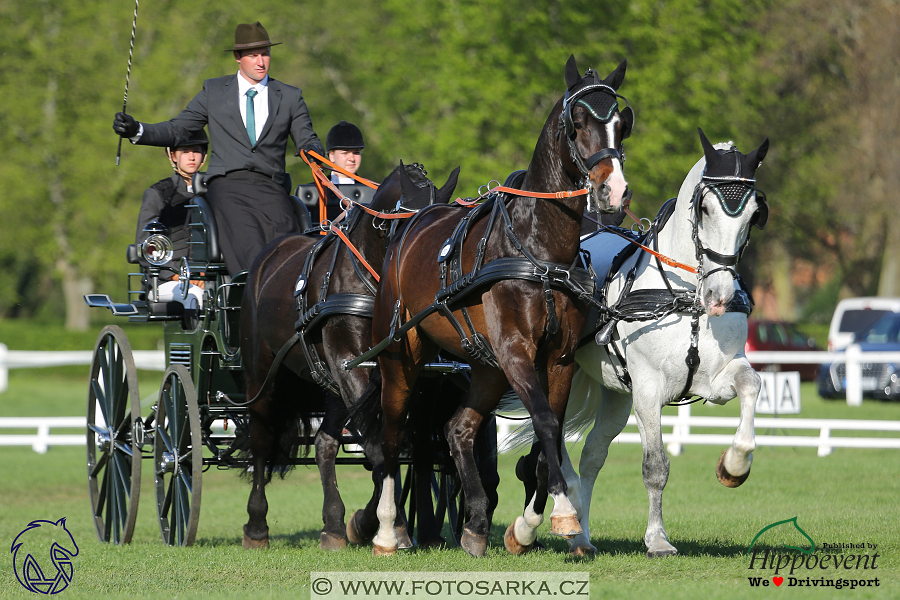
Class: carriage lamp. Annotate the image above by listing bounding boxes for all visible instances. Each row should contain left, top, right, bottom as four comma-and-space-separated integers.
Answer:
140, 220, 174, 266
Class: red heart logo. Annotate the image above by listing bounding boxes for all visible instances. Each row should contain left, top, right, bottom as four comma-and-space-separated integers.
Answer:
773, 577, 783, 586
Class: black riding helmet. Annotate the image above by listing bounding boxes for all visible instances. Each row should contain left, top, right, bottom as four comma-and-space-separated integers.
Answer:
326, 121, 365, 151
166, 128, 209, 171
167, 129, 209, 153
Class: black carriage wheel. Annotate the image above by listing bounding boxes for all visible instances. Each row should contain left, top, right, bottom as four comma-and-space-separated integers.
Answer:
154, 364, 203, 546
87, 325, 142, 545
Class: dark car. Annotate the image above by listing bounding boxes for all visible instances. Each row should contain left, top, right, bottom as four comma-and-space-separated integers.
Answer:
745, 320, 820, 381
818, 312, 900, 400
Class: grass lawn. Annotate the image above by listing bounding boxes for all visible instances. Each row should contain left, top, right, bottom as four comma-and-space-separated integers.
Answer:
0, 366, 898, 598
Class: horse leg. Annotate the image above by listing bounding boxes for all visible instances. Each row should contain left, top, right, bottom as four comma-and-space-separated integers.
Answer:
315, 397, 348, 550
408, 390, 445, 549
243, 409, 272, 549
632, 389, 677, 558
475, 413, 500, 534
505, 442, 549, 555
714, 361, 759, 487
567, 387, 633, 556
444, 367, 508, 557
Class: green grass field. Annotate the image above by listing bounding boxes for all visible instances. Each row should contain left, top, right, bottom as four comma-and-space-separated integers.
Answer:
1, 366, 898, 598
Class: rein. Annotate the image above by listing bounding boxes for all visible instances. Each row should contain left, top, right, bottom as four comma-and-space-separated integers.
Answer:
582, 211, 698, 274
301, 151, 421, 222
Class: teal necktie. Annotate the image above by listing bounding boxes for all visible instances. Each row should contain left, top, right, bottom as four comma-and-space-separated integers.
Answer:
246, 89, 258, 145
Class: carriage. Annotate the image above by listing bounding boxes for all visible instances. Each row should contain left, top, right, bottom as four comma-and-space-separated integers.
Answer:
86, 54, 766, 558
83, 175, 472, 548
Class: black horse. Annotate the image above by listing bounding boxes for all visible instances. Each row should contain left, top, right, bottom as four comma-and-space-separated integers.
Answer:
239, 163, 459, 550
359, 56, 633, 556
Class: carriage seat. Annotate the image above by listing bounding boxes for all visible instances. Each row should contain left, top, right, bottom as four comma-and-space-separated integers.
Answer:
294, 183, 376, 229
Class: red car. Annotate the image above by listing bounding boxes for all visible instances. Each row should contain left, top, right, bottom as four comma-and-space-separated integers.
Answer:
745, 320, 821, 381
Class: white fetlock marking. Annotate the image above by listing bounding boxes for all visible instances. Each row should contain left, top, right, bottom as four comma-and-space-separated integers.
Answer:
372, 477, 397, 549
549, 492, 577, 520
723, 446, 752, 477
514, 496, 543, 546
514, 516, 538, 547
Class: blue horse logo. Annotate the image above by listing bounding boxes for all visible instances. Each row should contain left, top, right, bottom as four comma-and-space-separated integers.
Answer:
11, 518, 79, 594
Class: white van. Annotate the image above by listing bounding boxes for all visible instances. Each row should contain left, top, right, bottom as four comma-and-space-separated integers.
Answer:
827, 297, 900, 351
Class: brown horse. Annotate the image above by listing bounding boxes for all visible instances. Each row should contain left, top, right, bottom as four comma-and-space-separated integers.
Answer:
239, 162, 459, 550
366, 56, 633, 556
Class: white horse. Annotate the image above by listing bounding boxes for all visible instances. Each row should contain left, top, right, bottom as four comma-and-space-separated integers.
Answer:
507, 129, 770, 557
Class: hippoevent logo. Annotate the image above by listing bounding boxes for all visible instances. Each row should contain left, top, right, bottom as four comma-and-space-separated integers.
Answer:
746, 517, 880, 590
10, 518, 79, 594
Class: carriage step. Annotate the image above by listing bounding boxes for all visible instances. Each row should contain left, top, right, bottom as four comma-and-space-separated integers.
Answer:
83, 294, 139, 316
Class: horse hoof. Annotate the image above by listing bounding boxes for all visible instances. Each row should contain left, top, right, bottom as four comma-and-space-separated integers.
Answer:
461, 528, 488, 557
503, 522, 534, 555
716, 452, 751, 488
347, 510, 374, 545
242, 524, 269, 549
647, 547, 678, 558
570, 544, 596, 557
549, 515, 582, 539
395, 525, 414, 550
320, 531, 348, 551
373, 543, 397, 557
242, 534, 269, 549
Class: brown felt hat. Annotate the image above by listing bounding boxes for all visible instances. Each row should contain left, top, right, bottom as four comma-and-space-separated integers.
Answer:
225, 22, 282, 52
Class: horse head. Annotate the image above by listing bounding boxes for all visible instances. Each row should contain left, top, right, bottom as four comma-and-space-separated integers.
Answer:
693, 128, 769, 316
558, 55, 632, 213
366, 162, 460, 216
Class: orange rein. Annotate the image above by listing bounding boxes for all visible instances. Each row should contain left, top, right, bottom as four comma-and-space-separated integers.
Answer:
589, 208, 698, 275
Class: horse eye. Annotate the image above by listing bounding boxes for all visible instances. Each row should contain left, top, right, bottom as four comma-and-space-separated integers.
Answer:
701, 204, 709, 216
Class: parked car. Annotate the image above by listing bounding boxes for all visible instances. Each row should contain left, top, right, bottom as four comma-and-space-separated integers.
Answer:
818, 311, 900, 400
827, 297, 900, 352
745, 319, 821, 381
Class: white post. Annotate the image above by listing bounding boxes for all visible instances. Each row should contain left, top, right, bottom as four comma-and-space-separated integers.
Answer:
845, 344, 863, 407
33, 424, 50, 454
817, 427, 832, 457
667, 404, 690, 456
0, 343, 7, 393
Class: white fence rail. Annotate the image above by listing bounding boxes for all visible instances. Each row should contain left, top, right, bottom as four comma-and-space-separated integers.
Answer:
0, 344, 165, 393
2, 346, 899, 456
745, 348, 900, 406
5, 414, 899, 456
0, 417, 85, 454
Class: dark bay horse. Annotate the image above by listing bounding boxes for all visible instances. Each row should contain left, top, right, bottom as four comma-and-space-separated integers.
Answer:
366, 56, 633, 556
239, 162, 459, 550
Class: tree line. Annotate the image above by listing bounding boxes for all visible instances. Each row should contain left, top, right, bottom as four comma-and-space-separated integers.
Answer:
1, 0, 896, 329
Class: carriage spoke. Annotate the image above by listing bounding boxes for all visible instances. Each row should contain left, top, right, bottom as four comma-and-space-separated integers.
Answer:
92, 379, 110, 427
95, 461, 109, 517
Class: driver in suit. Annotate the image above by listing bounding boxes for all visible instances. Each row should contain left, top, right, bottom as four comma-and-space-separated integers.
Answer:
113, 21, 324, 276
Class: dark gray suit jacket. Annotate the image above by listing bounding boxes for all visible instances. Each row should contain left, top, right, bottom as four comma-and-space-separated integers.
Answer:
137, 74, 322, 186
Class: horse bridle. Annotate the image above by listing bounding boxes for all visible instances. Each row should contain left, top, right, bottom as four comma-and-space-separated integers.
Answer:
558, 72, 634, 188
689, 174, 768, 284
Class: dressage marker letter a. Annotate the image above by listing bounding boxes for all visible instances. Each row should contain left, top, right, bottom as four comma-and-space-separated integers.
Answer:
755, 371, 800, 415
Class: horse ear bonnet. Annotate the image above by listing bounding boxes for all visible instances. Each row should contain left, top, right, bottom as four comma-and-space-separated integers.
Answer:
697, 128, 769, 226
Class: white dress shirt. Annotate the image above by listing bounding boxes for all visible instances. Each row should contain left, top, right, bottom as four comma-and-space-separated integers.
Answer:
236, 73, 269, 142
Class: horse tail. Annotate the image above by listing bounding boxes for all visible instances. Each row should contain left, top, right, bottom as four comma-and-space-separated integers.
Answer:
503, 367, 600, 451
347, 365, 383, 447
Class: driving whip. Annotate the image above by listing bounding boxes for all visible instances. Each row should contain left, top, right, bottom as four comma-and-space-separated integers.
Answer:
116, 0, 140, 166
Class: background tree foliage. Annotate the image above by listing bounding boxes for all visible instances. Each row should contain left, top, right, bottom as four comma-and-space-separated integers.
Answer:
0, 0, 895, 329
